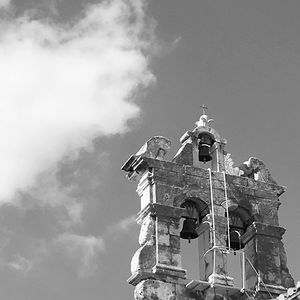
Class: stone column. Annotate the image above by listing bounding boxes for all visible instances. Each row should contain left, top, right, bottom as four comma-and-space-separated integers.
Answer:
242, 222, 294, 298
129, 203, 197, 300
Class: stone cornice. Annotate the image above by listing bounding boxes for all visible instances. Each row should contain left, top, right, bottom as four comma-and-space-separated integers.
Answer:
136, 203, 185, 224
242, 222, 286, 244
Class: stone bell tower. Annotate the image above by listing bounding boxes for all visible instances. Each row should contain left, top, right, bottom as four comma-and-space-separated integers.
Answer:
121, 109, 294, 300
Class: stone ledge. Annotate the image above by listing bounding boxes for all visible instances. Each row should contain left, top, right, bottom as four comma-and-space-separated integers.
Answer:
128, 271, 158, 286
137, 203, 184, 224
256, 282, 287, 296
153, 263, 187, 280
242, 222, 286, 244
129, 265, 188, 286
208, 273, 234, 287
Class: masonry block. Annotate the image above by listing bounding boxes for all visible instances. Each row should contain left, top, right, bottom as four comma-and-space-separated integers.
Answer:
169, 220, 180, 236
135, 280, 176, 300
139, 215, 155, 246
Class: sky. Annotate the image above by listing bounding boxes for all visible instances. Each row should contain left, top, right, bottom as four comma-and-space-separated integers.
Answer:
0, 0, 300, 299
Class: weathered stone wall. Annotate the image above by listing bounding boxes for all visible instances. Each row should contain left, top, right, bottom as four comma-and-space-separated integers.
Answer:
122, 135, 294, 300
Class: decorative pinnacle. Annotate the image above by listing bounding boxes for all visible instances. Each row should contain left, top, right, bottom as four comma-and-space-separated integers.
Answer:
196, 105, 214, 127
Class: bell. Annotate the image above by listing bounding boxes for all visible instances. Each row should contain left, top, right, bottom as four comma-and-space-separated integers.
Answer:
198, 144, 212, 162
180, 218, 198, 242
198, 132, 214, 163
229, 230, 242, 251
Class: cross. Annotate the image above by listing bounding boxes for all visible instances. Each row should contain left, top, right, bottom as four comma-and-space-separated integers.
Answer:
200, 104, 208, 115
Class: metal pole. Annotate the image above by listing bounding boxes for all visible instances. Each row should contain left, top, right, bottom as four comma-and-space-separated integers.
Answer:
223, 171, 231, 250
208, 168, 216, 283
241, 251, 245, 292
216, 144, 220, 172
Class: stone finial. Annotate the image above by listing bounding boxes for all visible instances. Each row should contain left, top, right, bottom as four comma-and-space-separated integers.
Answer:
239, 157, 278, 185
135, 136, 171, 160
195, 105, 214, 127
195, 114, 214, 128
121, 136, 171, 181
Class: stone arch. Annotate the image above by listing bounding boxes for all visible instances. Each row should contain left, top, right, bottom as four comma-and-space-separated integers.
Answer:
178, 197, 210, 280
194, 126, 223, 144
230, 206, 252, 224
173, 191, 210, 210
180, 197, 210, 222
226, 206, 252, 250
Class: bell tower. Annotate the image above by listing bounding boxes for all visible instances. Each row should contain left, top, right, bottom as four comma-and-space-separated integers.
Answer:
121, 109, 294, 300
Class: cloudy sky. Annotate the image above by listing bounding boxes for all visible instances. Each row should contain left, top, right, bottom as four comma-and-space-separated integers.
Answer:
0, 0, 300, 299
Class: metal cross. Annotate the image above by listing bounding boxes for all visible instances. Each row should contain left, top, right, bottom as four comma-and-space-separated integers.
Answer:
200, 104, 208, 115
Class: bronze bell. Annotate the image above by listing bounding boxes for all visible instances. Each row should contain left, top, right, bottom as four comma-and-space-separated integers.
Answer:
198, 144, 212, 163
180, 218, 198, 243
198, 132, 215, 163
228, 230, 242, 251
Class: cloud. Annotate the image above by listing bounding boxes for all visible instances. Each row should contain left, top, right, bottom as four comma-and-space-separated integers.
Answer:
0, 0, 155, 203
23, 167, 84, 228
55, 233, 105, 278
114, 215, 136, 231
0, 0, 10, 9
104, 214, 137, 242
0, 233, 49, 274
106, 214, 136, 234
6, 255, 33, 273
53, 215, 136, 277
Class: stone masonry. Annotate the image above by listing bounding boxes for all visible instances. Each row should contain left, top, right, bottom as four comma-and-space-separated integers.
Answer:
121, 113, 294, 300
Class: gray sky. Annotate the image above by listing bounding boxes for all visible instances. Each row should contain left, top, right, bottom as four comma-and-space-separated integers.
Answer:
0, 0, 299, 299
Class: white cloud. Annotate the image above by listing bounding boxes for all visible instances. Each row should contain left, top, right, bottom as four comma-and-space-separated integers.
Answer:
55, 233, 105, 277
107, 214, 136, 234
0, 0, 10, 9
24, 167, 84, 227
115, 215, 136, 231
6, 255, 33, 273
104, 214, 137, 242
0, 0, 155, 203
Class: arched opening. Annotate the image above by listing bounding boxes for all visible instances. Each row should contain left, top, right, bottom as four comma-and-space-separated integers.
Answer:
227, 211, 246, 250
225, 207, 252, 288
179, 198, 210, 280
226, 207, 251, 251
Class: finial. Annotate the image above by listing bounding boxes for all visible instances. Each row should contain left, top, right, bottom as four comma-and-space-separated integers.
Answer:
200, 104, 208, 116
196, 105, 214, 127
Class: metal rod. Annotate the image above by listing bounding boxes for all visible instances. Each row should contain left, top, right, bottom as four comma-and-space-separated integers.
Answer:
200, 104, 208, 115
242, 251, 245, 292
223, 171, 231, 250
216, 144, 220, 172
208, 168, 216, 284
203, 245, 229, 258
246, 257, 273, 299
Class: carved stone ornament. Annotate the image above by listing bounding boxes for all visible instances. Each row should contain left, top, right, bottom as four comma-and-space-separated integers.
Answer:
239, 157, 278, 185
195, 114, 214, 128
224, 152, 241, 176
135, 136, 171, 160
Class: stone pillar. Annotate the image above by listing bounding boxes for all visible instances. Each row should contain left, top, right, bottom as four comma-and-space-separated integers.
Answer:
210, 141, 227, 173
129, 203, 197, 300
242, 222, 294, 298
